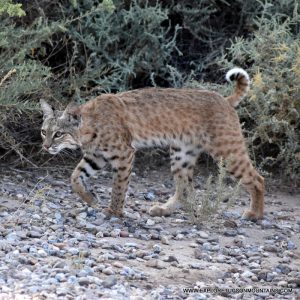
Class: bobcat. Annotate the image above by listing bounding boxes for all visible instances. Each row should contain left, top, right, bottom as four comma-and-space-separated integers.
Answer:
40, 68, 264, 220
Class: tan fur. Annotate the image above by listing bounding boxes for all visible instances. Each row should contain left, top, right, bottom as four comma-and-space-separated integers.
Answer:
40, 68, 264, 221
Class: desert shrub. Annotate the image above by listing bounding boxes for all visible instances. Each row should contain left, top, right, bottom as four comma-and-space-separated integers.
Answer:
221, 13, 300, 182
0, 0, 25, 17
63, 0, 181, 97
184, 159, 241, 224
187, 5, 300, 182
0, 9, 64, 158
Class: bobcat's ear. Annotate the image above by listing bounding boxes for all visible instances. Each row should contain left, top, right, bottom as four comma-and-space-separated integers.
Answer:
61, 102, 81, 127
40, 99, 54, 119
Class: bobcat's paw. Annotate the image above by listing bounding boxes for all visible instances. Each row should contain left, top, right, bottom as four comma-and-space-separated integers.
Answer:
242, 210, 263, 221
88, 201, 98, 209
149, 205, 171, 217
103, 207, 124, 218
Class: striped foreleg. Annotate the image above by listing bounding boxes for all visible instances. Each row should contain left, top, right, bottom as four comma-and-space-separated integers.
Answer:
71, 154, 106, 207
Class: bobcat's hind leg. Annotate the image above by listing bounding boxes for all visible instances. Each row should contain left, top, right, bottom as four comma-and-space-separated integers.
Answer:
149, 144, 200, 217
71, 154, 106, 207
212, 138, 264, 221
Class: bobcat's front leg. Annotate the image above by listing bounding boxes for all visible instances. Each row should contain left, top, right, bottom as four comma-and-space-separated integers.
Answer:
71, 154, 106, 207
105, 146, 135, 217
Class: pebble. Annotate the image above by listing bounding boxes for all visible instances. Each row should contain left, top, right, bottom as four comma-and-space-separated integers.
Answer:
287, 240, 296, 250
163, 255, 179, 263
223, 229, 238, 237
263, 244, 278, 253
198, 231, 209, 239
146, 259, 165, 269
1, 171, 299, 299
102, 267, 115, 275
153, 244, 161, 253
202, 242, 212, 251
102, 275, 117, 288
161, 236, 170, 245
146, 219, 155, 226
144, 192, 156, 201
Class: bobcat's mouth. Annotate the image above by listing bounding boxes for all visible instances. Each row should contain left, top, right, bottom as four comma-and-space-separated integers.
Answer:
47, 147, 60, 155
47, 143, 79, 154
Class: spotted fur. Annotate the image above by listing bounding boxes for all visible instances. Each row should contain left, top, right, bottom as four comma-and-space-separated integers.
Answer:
40, 68, 264, 220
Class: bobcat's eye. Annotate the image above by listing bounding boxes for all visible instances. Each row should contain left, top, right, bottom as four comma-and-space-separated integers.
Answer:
41, 129, 46, 136
54, 131, 63, 138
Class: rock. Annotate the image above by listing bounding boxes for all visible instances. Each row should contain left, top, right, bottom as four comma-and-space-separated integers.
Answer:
266, 272, 276, 282
263, 245, 278, 253
161, 236, 170, 245
53, 260, 67, 269
144, 192, 155, 201
120, 266, 136, 277
102, 275, 117, 288
37, 249, 48, 258
198, 231, 209, 239
276, 264, 291, 274
202, 242, 212, 251
194, 249, 211, 261
120, 231, 129, 238
223, 211, 240, 219
125, 242, 138, 248
146, 259, 165, 269
241, 270, 255, 279
112, 261, 123, 268
257, 269, 268, 281
78, 277, 91, 286
110, 229, 121, 237
67, 248, 79, 256
287, 240, 296, 250
146, 219, 155, 226
102, 267, 115, 275
216, 255, 226, 263
261, 219, 273, 229
96, 231, 104, 238
224, 220, 238, 228
175, 234, 184, 240
163, 256, 179, 263
55, 273, 66, 282
233, 236, 245, 248
153, 244, 161, 254
287, 278, 300, 287
223, 230, 238, 237
278, 280, 288, 287
6, 232, 19, 242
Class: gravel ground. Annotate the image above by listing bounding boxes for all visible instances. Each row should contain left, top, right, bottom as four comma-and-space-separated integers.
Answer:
0, 161, 299, 300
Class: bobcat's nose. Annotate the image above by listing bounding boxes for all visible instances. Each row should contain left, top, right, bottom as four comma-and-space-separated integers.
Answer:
43, 144, 51, 150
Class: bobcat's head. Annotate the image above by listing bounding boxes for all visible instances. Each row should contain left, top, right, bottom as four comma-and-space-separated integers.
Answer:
40, 100, 81, 154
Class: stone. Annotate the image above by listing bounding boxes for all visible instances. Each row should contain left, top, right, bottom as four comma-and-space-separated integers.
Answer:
146, 219, 155, 226
263, 245, 278, 253
163, 256, 179, 263
161, 236, 170, 245
102, 267, 115, 275
153, 244, 161, 254
146, 259, 165, 269
102, 275, 117, 288
198, 231, 209, 239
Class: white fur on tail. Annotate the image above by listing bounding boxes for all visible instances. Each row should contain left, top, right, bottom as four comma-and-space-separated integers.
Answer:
225, 67, 250, 107
226, 67, 249, 82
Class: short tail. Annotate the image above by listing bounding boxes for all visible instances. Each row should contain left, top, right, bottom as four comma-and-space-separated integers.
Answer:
225, 67, 250, 107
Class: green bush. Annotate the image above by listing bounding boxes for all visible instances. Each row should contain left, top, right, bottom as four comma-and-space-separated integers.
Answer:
0, 0, 299, 183
64, 0, 181, 97
187, 8, 300, 182
215, 10, 299, 182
